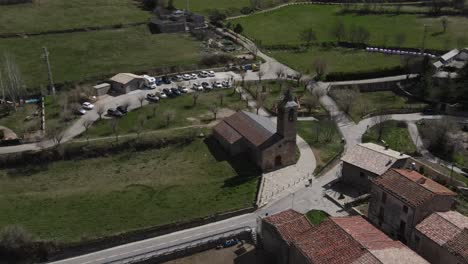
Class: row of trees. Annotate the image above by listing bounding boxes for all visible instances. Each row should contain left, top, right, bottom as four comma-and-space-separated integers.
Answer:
0, 53, 26, 112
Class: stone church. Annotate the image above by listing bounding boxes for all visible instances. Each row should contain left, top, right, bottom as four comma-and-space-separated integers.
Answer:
213, 90, 298, 172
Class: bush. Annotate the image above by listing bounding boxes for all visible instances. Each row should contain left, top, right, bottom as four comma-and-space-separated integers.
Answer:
200, 54, 233, 67
396, 121, 408, 128
240, 6, 254, 14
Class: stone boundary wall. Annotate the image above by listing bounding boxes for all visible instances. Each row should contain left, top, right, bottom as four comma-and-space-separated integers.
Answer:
48, 207, 256, 261
0, 22, 146, 39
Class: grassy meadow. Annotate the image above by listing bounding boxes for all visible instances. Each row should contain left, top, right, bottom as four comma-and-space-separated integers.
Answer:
269, 47, 402, 74
0, 0, 150, 34
0, 26, 202, 89
234, 4, 468, 50
0, 136, 260, 242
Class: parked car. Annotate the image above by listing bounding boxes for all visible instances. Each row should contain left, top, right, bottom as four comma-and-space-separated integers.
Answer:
155, 78, 163, 86
107, 108, 123, 117
163, 88, 173, 97
146, 93, 160, 102
162, 76, 171, 84
190, 73, 198, 80
202, 82, 212, 90
208, 70, 215, 77
156, 92, 167, 99
222, 81, 230, 88
82, 102, 94, 110
198, 71, 208, 78
192, 83, 203, 91
213, 81, 223, 89
182, 74, 191, 81
75, 108, 86, 115
116, 105, 128, 114
172, 75, 182, 82
178, 86, 189, 93
222, 239, 239, 248
170, 88, 181, 96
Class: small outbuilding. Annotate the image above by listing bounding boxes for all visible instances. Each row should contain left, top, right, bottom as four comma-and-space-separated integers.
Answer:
93, 83, 111, 96
109, 73, 145, 94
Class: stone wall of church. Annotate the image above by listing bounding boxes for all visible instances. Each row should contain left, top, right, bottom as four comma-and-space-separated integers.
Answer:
260, 138, 297, 172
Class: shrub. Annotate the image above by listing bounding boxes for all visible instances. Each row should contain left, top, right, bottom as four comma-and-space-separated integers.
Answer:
396, 121, 408, 128
200, 54, 233, 67
240, 6, 254, 14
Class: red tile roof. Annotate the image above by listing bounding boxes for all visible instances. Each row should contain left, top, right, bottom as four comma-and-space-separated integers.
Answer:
293, 219, 367, 264
264, 209, 312, 244
222, 111, 275, 147
213, 121, 242, 144
444, 228, 468, 262
416, 211, 468, 246
393, 169, 456, 196
372, 169, 455, 207
331, 217, 403, 250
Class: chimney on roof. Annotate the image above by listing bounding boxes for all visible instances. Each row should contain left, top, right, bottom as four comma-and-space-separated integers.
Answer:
417, 178, 426, 184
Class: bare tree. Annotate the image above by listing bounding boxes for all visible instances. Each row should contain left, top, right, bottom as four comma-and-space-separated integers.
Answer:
299, 28, 317, 48
257, 70, 265, 83
111, 118, 119, 143
151, 102, 158, 118
96, 104, 105, 120
217, 92, 225, 106
275, 67, 285, 81
138, 94, 145, 108
295, 72, 303, 86
256, 92, 267, 114
209, 104, 219, 120
135, 114, 146, 140
82, 119, 93, 144
331, 89, 357, 114
330, 20, 346, 42
50, 127, 65, 147
371, 113, 391, 141
0, 53, 25, 111
322, 121, 336, 142
192, 92, 200, 106
240, 70, 247, 86
314, 57, 328, 80
301, 93, 318, 114
163, 110, 175, 127
441, 17, 449, 33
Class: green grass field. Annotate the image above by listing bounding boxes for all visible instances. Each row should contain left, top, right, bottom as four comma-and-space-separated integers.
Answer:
331, 90, 427, 122
269, 47, 402, 74
0, 136, 260, 242
297, 120, 344, 174
362, 120, 417, 154
234, 4, 468, 50
0, 26, 202, 90
86, 89, 244, 138
0, 0, 150, 34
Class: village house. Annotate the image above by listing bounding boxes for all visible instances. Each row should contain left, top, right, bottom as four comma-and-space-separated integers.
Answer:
261, 209, 428, 264
213, 89, 298, 172
432, 48, 468, 85
109, 73, 145, 94
368, 169, 456, 244
340, 143, 410, 193
411, 211, 468, 264
149, 9, 205, 34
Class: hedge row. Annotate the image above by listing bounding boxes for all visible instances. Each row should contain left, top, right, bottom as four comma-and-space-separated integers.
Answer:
0, 0, 31, 5
325, 66, 408, 82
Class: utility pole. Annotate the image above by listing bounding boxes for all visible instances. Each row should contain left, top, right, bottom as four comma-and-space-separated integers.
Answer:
421, 24, 428, 53
186, 0, 189, 12
42, 47, 56, 96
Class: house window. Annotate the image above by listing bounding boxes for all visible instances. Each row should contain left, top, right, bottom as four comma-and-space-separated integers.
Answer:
381, 192, 387, 204
402, 205, 408, 213
379, 207, 385, 221
399, 220, 406, 235
288, 109, 295, 121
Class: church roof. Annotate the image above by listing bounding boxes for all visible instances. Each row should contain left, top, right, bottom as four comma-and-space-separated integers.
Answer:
213, 111, 276, 147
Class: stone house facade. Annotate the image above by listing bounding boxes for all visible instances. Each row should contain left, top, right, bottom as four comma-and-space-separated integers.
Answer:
411, 211, 468, 264
213, 90, 298, 172
109, 73, 145, 94
368, 169, 456, 244
340, 143, 409, 193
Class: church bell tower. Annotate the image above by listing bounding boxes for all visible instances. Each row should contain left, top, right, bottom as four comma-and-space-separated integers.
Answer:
276, 89, 298, 140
